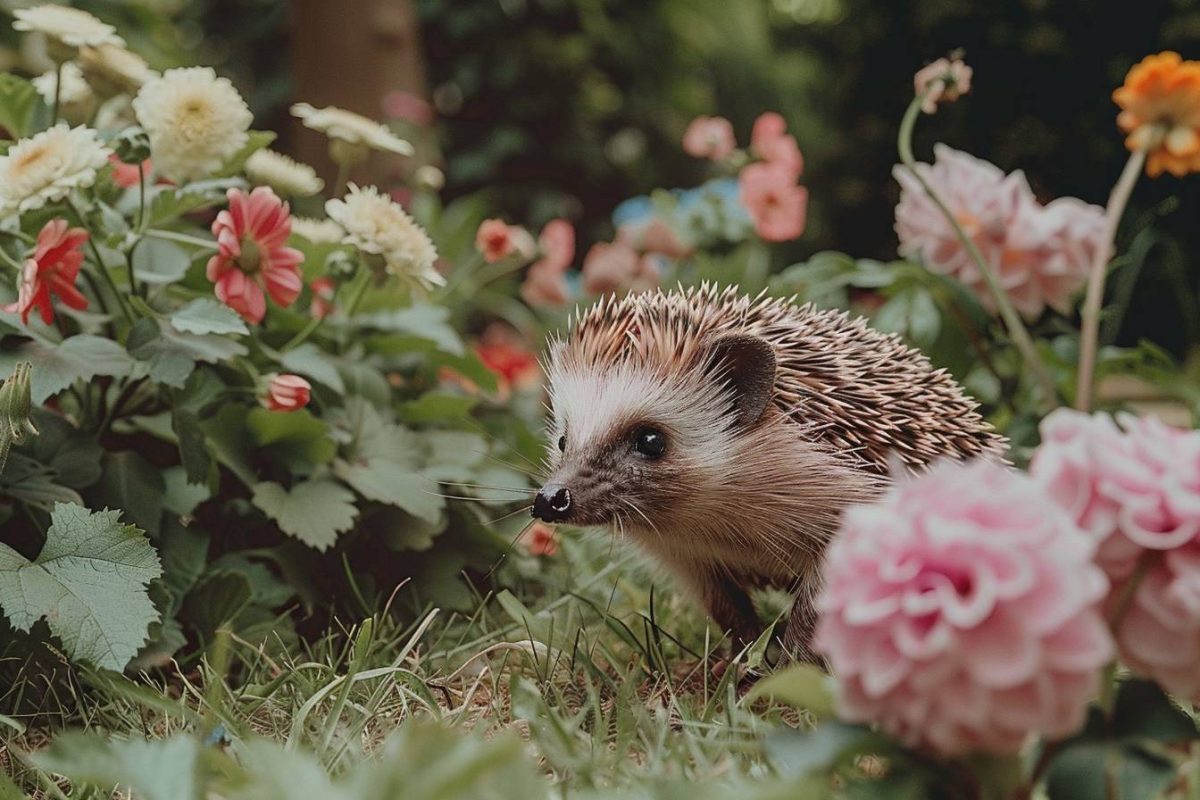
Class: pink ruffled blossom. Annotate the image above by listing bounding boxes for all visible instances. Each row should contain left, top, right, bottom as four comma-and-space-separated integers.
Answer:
475, 218, 535, 263
738, 162, 808, 242
582, 241, 662, 296
1031, 409, 1200, 698
750, 112, 803, 178
616, 217, 692, 260
894, 145, 1104, 319
206, 187, 304, 324
519, 219, 575, 307
682, 115, 736, 160
814, 460, 1112, 757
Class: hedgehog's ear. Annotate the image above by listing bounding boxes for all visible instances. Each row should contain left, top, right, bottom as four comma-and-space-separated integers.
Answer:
707, 334, 776, 428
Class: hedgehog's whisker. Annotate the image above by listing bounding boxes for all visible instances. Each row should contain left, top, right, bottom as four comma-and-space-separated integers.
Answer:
482, 518, 538, 580
619, 497, 661, 542
483, 505, 535, 526
439, 481, 536, 494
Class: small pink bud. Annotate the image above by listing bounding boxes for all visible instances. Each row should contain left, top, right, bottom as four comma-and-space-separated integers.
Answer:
262, 373, 311, 412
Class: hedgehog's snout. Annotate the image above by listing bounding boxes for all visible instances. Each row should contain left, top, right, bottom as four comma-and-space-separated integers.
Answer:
532, 483, 573, 523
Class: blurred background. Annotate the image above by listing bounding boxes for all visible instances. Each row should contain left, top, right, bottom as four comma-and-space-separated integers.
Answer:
3, 0, 1197, 354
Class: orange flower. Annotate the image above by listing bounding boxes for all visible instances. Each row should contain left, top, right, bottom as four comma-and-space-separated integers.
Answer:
1114, 51, 1200, 177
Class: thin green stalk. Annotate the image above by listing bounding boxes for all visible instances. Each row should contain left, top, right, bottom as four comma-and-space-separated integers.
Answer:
1074, 148, 1146, 412
135, 160, 147, 233
143, 228, 219, 250
898, 95, 1057, 411
125, 244, 140, 299
50, 61, 62, 124
333, 159, 351, 198
342, 268, 372, 317
67, 198, 133, 322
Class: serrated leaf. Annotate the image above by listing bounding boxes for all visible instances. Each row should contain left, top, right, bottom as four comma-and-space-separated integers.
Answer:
246, 406, 335, 465
334, 459, 444, 523
0, 336, 133, 403
25, 408, 103, 489
129, 319, 247, 388
359, 304, 464, 355
398, 391, 478, 424
422, 430, 487, 481
32, 732, 202, 800
252, 479, 357, 551
0, 503, 162, 671
171, 298, 249, 336
279, 342, 345, 392
0, 452, 81, 507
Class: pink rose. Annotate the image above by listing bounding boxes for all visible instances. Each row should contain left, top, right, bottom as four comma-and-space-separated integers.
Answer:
750, 112, 803, 178
738, 162, 808, 242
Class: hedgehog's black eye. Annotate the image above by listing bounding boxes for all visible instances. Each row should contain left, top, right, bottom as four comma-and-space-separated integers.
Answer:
557, 434, 566, 452
633, 426, 666, 458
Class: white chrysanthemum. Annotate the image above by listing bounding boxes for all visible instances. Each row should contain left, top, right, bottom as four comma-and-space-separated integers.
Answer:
13, 4, 124, 50
326, 184, 441, 288
291, 103, 412, 156
31, 62, 96, 123
132, 67, 252, 183
245, 149, 324, 196
0, 124, 110, 218
290, 216, 344, 244
78, 43, 156, 95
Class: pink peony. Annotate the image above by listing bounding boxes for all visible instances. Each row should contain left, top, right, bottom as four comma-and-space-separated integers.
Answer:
519, 219, 576, 306
894, 145, 1104, 319
682, 115, 736, 160
206, 187, 304, 324
475, 218, 535, 263
535, 219, 574, 271
582, 241, 662, 296
4, 219, 90, 326
738, 162, 808, 242
1031, 409, 1200, 698
814, 460, 1112, 757
914, 57, 973, 114
261, 373, 311, 412
750, 112, 803, 178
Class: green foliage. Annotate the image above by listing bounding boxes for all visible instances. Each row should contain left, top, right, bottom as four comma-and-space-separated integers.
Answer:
0, 504, 161, 671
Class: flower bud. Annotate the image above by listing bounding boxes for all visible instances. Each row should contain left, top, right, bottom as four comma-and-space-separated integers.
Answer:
261, 373, 311, 412
113, 126, 152, 164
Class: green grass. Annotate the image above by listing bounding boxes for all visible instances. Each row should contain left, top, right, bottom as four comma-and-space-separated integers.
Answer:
0, 532, 819, 799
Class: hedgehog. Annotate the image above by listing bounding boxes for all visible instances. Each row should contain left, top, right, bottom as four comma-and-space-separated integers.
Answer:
532, 284, 1008, 663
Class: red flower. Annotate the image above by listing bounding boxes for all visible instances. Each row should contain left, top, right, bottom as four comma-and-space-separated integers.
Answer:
206, 187, 304, 324
738, 162, 808, 242
751, 112, 804, 178
475, 218, 534, 263
475, 324, 540, 394
262, 373, 311, 412
520, 522, 559, 557
310, 277, 336, 320
4, 219, 89, 325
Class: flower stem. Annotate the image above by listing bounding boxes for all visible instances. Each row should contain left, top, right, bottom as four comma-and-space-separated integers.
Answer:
1098, 550, 1155, 713
1074, 148, 1146, 412
67, 198, 133, 322
898, 95, 1058, 412
143, 228, 219, 250
342, 268, 372, 317
50, 62, 62, 124
136, 160, 147, 233
333, 160, 351, 198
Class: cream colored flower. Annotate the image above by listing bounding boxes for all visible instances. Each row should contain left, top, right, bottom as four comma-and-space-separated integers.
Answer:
13, 5, 124, 53
326, 184, 441, 288
290, 216, 344, 244
132, 67, 252, 183
0, 123, 110, 218
78, 43, 155, 96
32, 61, 95, 123
291, 102, 412, 165
244, 148, 324, 196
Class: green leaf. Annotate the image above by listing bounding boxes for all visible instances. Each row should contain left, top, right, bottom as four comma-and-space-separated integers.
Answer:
0, 503, 162, 671
162, 466, 211, 517
86, 450, 165, 536
252, 479, 357, 551
0, 452, 81, 507
0, 336, 133, 403
1045, 743, 1110, 800
359, 303, 464, 355
213, 129, 276, 178
279, 342, 345, 393
765, 723, 889, 779
181, 571, 253, 641
334, 459, 444, 523
1113, 678, 1200, 743
132, 237, 193, 284
172, 409, 212, 485
422, 431, 487, 481
171, 298, 249, 336
246, 406, 336, 465
0, 73, 40, 138
372, 506, 447, 552
398, 391, 478, 424
227, 738, 346, 800
1114, 744, 1176, 800
32, 732, 202, 800
25, 407, 103, 489
747, 663, 836, 720
129, 318, 247, 388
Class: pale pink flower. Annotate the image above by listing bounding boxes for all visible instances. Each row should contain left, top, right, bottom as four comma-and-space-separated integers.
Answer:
519, 219, 576, 306
738, 162, 808, 242
682, 115, 736, 160
535, 219, 575, 271
261, 373, 311, 412
616, 217, 692, 260
1031, 409, 1200, 698
893, 145, 1104, 319
582, 241, 662, 295
206, 187, 304, 324
814, 460, 1112, 757
108, 154, 150, 189
475, 218, 535, 263
914, 57, 973, 114
750, 112, 803, 178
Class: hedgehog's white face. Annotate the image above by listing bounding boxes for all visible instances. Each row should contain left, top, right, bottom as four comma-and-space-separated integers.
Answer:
533, 334, 777, 537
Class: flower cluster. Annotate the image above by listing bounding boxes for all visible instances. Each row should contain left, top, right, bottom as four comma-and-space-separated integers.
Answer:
815, 460, 1113, 756
894, 145, 1106, 319
1031, 409, 1200, 698
914, 56, 973, 114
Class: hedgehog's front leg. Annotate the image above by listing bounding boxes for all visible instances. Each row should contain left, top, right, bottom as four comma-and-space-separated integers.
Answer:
683, 567, 763, 651
781, 591, 827, 669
